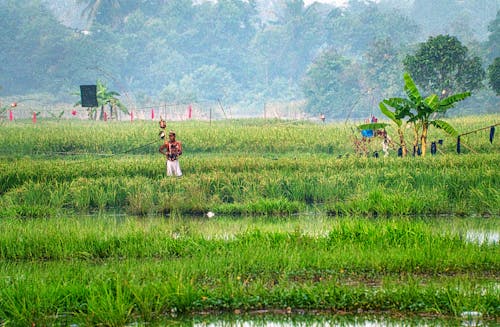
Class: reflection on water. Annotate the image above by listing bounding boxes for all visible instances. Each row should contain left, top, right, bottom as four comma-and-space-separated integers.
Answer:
189, 313, 489, 327
465, 230, 500, 245
461, 311, 483, 327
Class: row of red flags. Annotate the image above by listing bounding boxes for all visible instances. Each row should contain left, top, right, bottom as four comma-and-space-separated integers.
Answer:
6, 105, 193, 123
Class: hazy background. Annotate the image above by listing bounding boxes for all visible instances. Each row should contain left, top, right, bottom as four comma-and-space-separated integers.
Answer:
0, 0, 498, 119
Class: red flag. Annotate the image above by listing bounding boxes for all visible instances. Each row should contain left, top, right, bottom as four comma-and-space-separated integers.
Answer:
130, 111, 134, 122
104, 112, 108, 121
188, 104, 192, 119
9, 110, 13, 121
32, 112, 37, 124
151, 108, 155, 120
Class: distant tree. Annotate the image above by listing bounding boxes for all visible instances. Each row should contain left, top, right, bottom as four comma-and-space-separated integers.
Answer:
325, 1, 419, 56
488, 57, 500, 95
410, 0, 461, 36
302, 50, 361, 118
251, 0, 326, 82
78, 0, 135, 28
190, 0, 258, 85
403, 35, 485, 96
178, 65, 240, 103
362, 38, 403, 99
0, 1, 75, 94
486, 11, 500, 61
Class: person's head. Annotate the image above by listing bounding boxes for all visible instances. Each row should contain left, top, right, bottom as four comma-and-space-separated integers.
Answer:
169, 131, 176, 141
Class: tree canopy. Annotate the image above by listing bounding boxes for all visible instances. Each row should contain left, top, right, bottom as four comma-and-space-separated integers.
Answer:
403, 35, 485, 96
0, 0, 498, 117
488, 57, 500, 95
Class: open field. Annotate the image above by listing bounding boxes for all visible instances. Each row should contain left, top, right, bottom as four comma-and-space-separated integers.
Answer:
0, 116, 499, 325
0, 116, 499, 217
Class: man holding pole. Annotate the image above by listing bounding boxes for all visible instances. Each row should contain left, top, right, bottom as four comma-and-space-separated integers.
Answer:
159, 130, 183, 177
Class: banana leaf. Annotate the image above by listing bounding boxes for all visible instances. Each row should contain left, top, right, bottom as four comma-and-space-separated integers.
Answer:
431, 119, 458, 137
357, 122, 389, 131
403, 72, 422, 104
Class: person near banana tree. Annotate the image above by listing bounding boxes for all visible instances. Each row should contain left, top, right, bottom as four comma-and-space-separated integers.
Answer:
159, 130, 183, 177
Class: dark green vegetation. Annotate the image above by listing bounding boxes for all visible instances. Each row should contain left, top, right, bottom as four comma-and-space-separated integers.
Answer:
489, 57, 500, 95
403, 35, 484, 95
1, 1, 499, 117
0, 118, 498, 325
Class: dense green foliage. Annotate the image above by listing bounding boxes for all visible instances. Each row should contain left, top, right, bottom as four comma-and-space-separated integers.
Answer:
1, 1, 499, 117
302, 50, 359, 118
486, 10, 500, 60
403, 35, 485, 95
379, 73, 470, 156
488, 57, 500, 95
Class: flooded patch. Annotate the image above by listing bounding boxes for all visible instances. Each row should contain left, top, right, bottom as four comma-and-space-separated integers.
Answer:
465, 230, 500, 245
188, 313, 491, 327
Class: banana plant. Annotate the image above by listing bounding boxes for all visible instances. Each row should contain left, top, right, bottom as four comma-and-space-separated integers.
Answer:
380, 73, 470, 157
95, 80, 128, 120
403, 73, 470, 156
378, 99, 409, 157
74, 80, 128, 120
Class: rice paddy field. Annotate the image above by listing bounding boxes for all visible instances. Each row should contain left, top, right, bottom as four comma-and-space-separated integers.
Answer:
0, 115, 499, 326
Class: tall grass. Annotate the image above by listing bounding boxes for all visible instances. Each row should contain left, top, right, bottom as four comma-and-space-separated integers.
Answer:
0, 216, 497, 274
0, 154, 498, 216
0, 216, 498, 325
1, 115, 497, 156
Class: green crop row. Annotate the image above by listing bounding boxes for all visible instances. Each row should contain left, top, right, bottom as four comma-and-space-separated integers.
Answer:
1, 115, 498, 156
0, 153, 498, 217
0, 216, 498, 325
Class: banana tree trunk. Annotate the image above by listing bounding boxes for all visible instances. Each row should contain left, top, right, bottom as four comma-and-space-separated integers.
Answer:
413, 125, 419, 156
397, 128, 407, 157
421, 123, 428, 157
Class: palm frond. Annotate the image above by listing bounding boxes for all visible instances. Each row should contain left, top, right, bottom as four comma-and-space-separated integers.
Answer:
379, 102, 401, 127
424, 94, 439, 109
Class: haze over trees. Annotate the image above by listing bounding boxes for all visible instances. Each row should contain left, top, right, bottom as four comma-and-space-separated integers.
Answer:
0, 0, 498, 118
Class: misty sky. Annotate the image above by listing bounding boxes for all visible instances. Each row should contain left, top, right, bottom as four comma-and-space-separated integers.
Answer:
304, 0, 349, 6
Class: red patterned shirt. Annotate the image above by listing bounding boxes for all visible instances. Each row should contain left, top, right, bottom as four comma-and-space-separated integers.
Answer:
159, 141, 182, 161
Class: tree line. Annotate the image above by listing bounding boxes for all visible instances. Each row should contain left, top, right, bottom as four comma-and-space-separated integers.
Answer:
0, 0, 498, 118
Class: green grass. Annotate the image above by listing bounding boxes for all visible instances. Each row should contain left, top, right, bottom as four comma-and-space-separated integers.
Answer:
1, 115, 497, 156
0, 153, 498, 217
1, 116, 498, 217
0, 117, 499, 325
0, 216, 498, 325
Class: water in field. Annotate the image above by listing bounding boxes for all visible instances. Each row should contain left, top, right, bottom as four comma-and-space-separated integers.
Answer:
54, 312, 495, 327
465, 230, 499, 245
105, 212, 500, 244
162, 312, 490, 326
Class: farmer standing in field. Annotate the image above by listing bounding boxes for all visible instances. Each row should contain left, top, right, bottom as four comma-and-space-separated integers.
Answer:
159, 130, 183, 176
